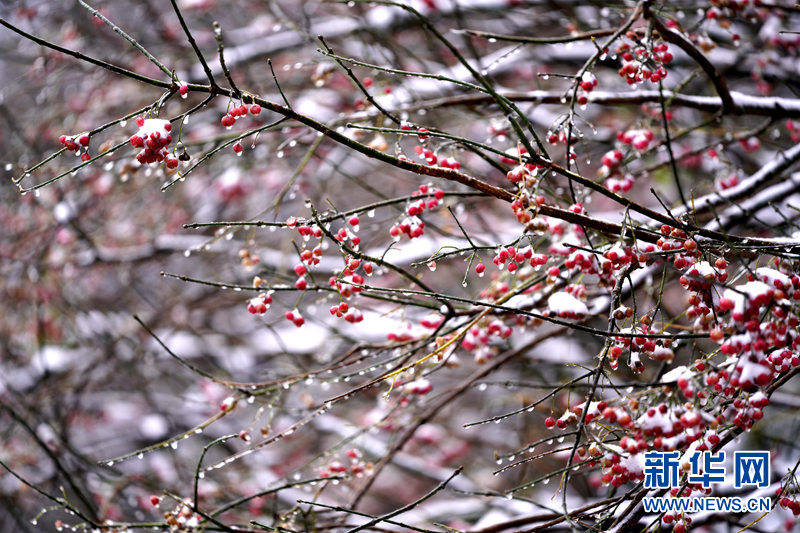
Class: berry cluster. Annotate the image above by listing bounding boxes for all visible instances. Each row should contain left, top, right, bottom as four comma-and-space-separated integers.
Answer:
246, 293, 273, 315
738, 136, 762, 152
715, 172, 740, 191
598, 149, 636, 192
576, 72, 598, 106
129, 118, 176, 167
619, 128, 655, 151
490, 244, 547, 274
403, 378, 433, 395
610, 323, 675, 372
787, 121, 800, 143
411, 144, 461, 169
616, 37, 671, 84
246, 274, 275, 315
239, 248, 260, 269
284, 308, 305, 327
58, 132, 92, 161
509, 196, 539, 225
319, 448, 371, 479
460, 320, 513, 363
220, 103, 261, 129
325, 257, 371, 324
285, 217, 324, 242
778, 490, 800, 517
162, 498, 202, 529
389, 184, 444, 240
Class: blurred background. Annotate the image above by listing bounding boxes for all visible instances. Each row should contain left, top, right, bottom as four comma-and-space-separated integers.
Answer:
2, 0, 800, 531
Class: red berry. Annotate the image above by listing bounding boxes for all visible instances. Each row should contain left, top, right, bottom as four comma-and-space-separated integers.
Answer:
221, 114, 235, 128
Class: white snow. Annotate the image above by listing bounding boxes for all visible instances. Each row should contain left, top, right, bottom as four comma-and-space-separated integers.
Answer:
637, 409, 675, 434
755, 267, 791, 289
547, 291, 588, 316
661, 365, 693, 384
687, 261, 716, 279
722, 280, 772, 317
